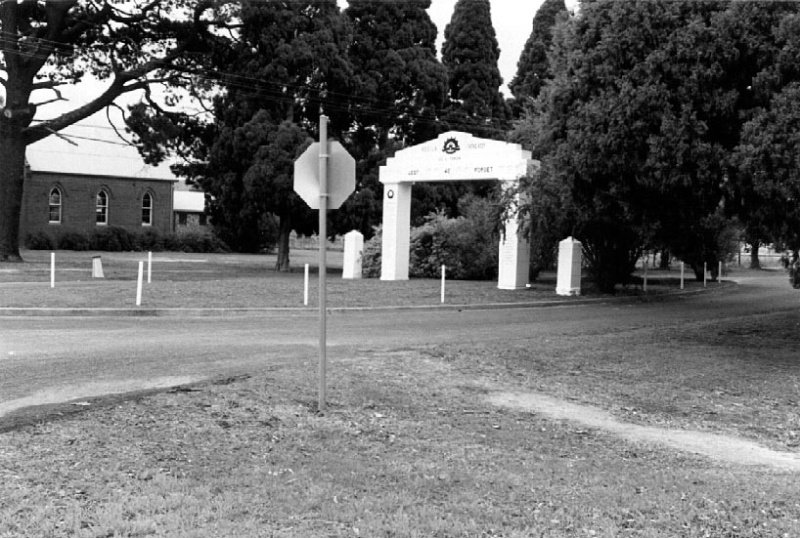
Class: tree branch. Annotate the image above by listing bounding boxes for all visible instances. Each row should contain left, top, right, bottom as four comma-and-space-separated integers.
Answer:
23, 2, 216, 144
104, 0, 160, 24
31, 79, 63, 91
21, 0, 78, 77
106, 102, 134, 144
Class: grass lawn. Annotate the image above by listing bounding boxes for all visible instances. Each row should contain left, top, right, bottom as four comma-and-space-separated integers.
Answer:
0, 249, 709, 309
1, 251, 798, 537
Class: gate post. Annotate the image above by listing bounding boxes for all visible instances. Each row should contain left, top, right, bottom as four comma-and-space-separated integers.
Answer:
380, 182, 412, 280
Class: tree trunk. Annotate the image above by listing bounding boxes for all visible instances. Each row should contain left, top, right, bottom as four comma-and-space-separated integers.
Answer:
275, 213, 292, 272
659, 249, 670, 270
692, 264, 705, 282
0, 133, 28, 262
750, 240, 761, 269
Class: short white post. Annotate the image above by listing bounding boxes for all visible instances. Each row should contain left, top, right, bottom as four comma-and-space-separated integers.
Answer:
92, 256, 104, 278
441, 265, 446, 304
704, 262, 707, 288
147, 252, 152, 284
50, 252, 55, 288
718, 261, 723, 284
342, 230, 364, 280
680, 262, 685, 290
304, 264, 309, 306
136, 261, 144, 306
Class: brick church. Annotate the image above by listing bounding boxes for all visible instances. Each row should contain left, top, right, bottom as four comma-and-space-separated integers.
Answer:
20, 122, 204, 244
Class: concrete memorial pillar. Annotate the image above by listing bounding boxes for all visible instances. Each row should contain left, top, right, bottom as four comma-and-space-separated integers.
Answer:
556, 236, 582, 296
342, 230, 364, 280
497, 182, 531, 290
380, 183, 412, 281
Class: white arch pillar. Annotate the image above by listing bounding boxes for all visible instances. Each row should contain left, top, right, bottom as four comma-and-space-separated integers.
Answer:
497, 182, 531, 290
380, 182, 412, 281
379, 132, 536, 290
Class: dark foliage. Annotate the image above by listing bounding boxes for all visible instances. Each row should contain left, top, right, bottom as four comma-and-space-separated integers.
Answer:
510, 0, 566, 116
514, 0, 800, 291
441, 0, 509, 139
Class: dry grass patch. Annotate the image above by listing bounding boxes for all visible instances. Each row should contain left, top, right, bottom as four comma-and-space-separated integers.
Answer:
439, 310, 800, 452
2, 344, 799, 537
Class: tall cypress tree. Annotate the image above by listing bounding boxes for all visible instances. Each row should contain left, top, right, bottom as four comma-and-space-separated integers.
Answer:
346, 0, 447, 150
195, 0, 354, 268
441, 0, 508, 139
509, 0, 566, 116
337, 0, 448, 237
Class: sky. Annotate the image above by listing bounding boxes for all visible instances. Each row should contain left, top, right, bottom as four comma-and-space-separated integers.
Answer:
30, 0, 545, 126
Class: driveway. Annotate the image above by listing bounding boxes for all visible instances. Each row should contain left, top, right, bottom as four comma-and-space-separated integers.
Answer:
0, 270, 795, 421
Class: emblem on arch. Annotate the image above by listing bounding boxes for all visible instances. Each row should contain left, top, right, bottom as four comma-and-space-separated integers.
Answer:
442, 137, 461, 155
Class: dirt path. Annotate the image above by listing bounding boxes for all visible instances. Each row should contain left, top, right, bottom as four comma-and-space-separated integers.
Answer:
0, 376, 201, 419
489, 391, 800, 472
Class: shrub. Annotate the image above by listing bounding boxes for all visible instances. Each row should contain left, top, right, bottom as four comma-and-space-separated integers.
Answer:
90, 226, 133, 251
529, 235, 557, 281
361, 226, 382, 278
409, 206, 500, 281
57, 231, 91, 251
160, 233, 183, 252
43, 227, 229, 253
24, 231, 54, 250
135, 229, 165, 252
363, 194, 502, 281
174, 231, 230, 253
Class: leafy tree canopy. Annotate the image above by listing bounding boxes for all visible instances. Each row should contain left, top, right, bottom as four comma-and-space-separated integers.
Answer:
516, 0, 747, 290
0, 0, 228, 261
345, 0, 446, 150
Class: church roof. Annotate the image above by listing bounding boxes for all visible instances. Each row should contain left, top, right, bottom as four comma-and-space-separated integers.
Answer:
26, 122, 178, 182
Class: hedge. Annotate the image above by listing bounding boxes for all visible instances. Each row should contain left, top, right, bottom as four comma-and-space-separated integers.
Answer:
24, 227, 230, 254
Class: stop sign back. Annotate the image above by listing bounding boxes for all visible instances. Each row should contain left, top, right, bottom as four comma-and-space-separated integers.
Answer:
294, 141, 356, 209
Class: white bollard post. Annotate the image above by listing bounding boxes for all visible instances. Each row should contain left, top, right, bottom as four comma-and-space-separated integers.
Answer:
704, 262, 707, 288
136, 261, 144, 306
304, 264, 309, 306
50, 252, 55, 288
680, 262, 685, 290
441, 265, 446, 304
147, 252, 152, 284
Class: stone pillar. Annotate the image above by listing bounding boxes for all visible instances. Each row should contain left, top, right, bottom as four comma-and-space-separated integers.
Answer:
556, 236, 582, 296
497, 213, 530, 290
342, 230, 364, 279
380, 182, 412, 281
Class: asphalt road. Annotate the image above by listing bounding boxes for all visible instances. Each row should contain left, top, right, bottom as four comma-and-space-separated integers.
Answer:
0, 271, 796, 419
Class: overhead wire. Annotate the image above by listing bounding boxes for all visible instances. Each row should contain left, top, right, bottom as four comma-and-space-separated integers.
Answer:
14, 0, 788, 147
4, 0, 517, 142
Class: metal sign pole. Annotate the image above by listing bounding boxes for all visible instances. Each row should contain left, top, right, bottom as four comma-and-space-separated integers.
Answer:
318, 115, 329, 412
293, 115, 354, 413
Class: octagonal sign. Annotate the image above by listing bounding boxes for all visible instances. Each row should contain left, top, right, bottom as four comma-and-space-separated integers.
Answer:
294, 141, 356, 210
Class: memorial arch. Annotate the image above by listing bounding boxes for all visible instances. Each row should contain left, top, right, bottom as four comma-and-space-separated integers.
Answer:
379, 131, 537, 290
